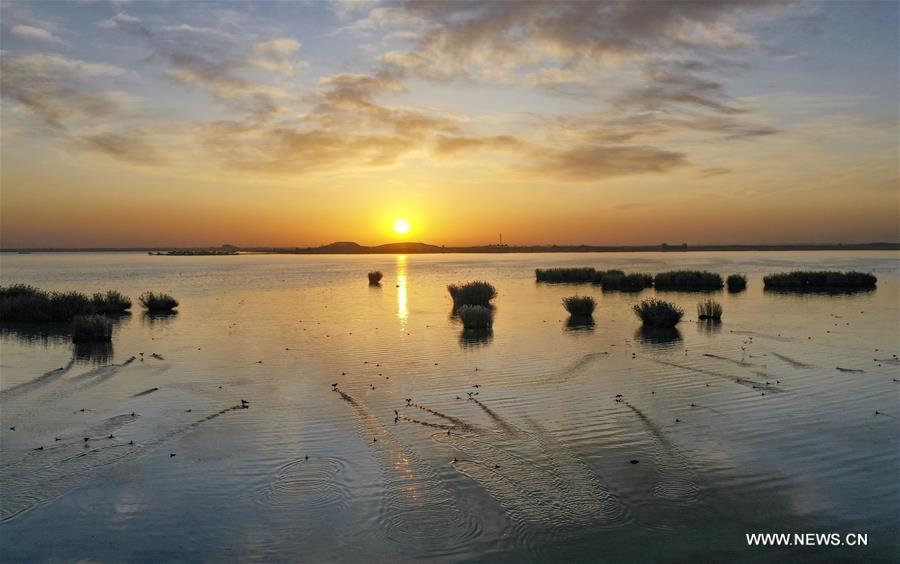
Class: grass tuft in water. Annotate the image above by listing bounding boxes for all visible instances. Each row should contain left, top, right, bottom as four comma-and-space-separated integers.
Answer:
654, 270, 723, 290
596, 271, 653, 291
535, 268, 596, 283
763, 271, 876, 291
1, 285, 92, 322
633, 298, 684, 328
457, 305, 494, 329
71, 315, 113, 343
562, 295, 596, 318
726, 274, 747, 292
139, 292, 179, 311
90, 290, 132, 314
367, 271, 383, 285
448, 281, 497, 308
697, 300, 723, 320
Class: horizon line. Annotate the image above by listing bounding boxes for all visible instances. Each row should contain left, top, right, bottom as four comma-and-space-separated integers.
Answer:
2, 241, 898, 253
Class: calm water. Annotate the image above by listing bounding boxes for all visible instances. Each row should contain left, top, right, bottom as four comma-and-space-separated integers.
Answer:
0, 252, 898, 562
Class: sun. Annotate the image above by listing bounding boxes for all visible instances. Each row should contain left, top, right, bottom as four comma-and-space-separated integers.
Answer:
393, 219, 410, 235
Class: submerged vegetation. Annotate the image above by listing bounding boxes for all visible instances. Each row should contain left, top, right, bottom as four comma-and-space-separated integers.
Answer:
448, 281, 497, 308
597, 271, 653, 291
536, 267, 595, 283
0, 285, 131, 322
632, 299, 684, 328
763, 271, 877, 291
726, 274, 747, 292
697, 300, 723, 320
367, 271, 383, 285
139, 292, 179, 311
457, 305, 494, 329
654, 270, 723, 291
562, 295, 596, 318
71, 315, 113, 343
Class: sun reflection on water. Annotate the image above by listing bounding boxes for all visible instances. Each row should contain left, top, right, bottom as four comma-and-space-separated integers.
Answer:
396, 255, 408, 330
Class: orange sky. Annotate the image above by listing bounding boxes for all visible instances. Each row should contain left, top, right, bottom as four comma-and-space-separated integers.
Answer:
1, 1, 897, 248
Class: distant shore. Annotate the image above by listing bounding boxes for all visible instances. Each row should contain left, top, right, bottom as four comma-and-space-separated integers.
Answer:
2, 242, 898, 254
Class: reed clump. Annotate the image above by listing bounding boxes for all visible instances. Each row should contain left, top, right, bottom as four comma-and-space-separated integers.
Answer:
71, 315, 113, 343
562, 295, 596, 318
448, 281, 497, 308
726, 274, 747, 292
457, 305, 494, 329
697, 300, 723, 320
654, 270, 723, 290
535, 267, 596, 283
367, 271, 383, 285
597, 272, 653, 291
632, 298, 684, 328
763, 271, 876, 291
0, 285, 92, 322
139, 292, 179, 311
90, 290, 132, 314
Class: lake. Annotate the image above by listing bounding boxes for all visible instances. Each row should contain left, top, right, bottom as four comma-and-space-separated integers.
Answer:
1, 251, 897, 562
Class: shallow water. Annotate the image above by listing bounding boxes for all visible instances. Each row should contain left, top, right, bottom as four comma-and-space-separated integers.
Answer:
0, 251, 898, 562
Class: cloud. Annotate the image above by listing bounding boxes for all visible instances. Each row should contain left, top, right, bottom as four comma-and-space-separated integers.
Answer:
71, 130, 165, 165
246, 38, 305, 76
10, 25, 66, 45
159, 24, 237, 43
697, 167, 732, 178
431, 133, 687, 182
432, 134, 523, 157
369, 1, 788, 81
99, 12, 301, 115
0, 52, 131, 127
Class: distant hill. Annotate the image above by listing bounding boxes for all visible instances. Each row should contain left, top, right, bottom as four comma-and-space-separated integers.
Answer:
272, 241, 442, 254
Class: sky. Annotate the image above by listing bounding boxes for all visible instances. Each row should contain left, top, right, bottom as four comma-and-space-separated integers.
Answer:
0, 0, 897, 248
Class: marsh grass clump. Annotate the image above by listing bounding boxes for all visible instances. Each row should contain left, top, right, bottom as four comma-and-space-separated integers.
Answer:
90, 290, 132, 314
562, 295, 596, 318
0, 286, 92, 322
598, 272, 653, 291
763, 271, 876, 291
726, 274, 747, 292
139, 292, 179, 311
536, 268, 596, 283
457, 305, 494, 329
654, 270, 723, 291
71, 315, 112, 343
632, 299, 684, 328
590, 269, 625, 284
697, 300, 723, 320
367, 271, 383, 285
448, 281, 497, 308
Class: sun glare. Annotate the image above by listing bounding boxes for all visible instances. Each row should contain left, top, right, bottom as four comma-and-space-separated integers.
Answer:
393, 219, 410, 235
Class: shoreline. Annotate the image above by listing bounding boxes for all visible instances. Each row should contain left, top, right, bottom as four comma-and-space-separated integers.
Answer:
1, 243, 898, 254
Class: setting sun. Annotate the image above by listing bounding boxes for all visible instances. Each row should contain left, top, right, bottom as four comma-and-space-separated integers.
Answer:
393, 219, 410, 235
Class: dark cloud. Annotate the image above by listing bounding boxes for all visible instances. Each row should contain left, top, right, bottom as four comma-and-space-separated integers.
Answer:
522, 144, 688, 182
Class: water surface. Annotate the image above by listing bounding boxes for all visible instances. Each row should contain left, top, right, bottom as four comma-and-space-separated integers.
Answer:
1, 252, 898, 562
